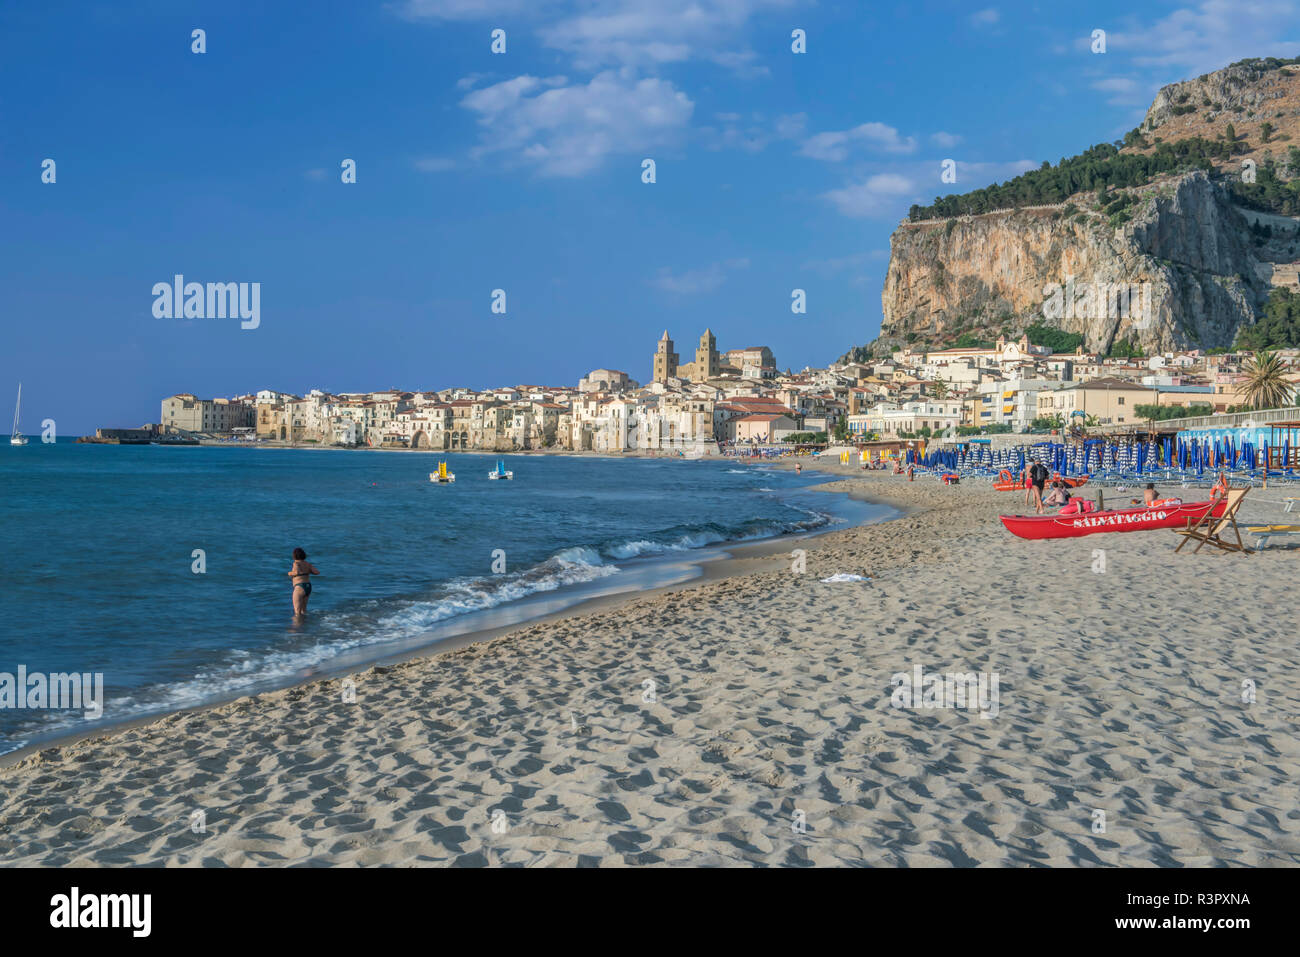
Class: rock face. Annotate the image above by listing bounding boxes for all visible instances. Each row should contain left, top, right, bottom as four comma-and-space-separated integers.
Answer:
1141, 60, 1295, 135
876, 171, 1271, 356
866, 57, 1300, 360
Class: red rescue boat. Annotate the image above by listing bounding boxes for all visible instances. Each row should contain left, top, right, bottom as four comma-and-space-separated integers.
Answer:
1000, 499, 1226, 540
991, 471, 1089, 491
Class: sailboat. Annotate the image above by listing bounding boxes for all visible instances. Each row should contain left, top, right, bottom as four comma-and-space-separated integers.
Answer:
10, 384, 28, 446
487, 459, 513, 480
429, 461, 455, 484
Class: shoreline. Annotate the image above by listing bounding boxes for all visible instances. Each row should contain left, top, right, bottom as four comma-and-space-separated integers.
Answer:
4, 464, 1296, 866
78, 437, 750, 459
0, 466, 898, 767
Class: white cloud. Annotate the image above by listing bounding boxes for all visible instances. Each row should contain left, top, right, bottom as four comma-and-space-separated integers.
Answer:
699, 111, 804, 153
303, 168, 327, 182
1090, 75, 1150, 106
821, 174, 916, 218
650, 258, 749, 295
1082, 1, 1300, 77
775, 113, 808, 139
397, 0, 795, 74
460, 71, 694, 176
391, 0, 547, 21
970, 8, 1000, 26
799, 122, 918, 161
930, 131, 962, 148
820, 159, 1039, 219
538, 0, 795, 72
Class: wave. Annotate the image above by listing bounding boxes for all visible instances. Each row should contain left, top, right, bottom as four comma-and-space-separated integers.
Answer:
1, 500, 836, 755
603, 510, 832, 559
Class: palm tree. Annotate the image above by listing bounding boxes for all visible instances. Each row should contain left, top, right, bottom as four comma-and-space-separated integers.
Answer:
1241, 351, 1295, 410
930, 380, 950, 399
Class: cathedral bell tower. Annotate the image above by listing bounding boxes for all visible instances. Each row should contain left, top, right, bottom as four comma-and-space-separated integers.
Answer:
654, 330, 679, 384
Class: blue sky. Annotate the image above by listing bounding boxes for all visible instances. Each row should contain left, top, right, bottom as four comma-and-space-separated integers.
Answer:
3, 0, 1299, 433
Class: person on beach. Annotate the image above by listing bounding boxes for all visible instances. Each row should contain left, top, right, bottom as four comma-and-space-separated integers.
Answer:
1029, 459, 1049, 514
1143, 482, 1157, 506
288, 547, 320, 616
1043, 478, 1071, 508
1022, 462, 1034, 507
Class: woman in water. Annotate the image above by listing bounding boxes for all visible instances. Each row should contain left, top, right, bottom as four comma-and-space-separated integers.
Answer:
288, 547, 320, 616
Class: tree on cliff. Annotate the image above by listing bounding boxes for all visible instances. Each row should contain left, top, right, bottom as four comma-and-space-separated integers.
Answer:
1236, 289, 1300, 348
908, 137, 1229, 221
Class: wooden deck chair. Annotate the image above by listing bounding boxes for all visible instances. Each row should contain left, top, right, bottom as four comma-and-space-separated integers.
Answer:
1174, 487, 1253, 554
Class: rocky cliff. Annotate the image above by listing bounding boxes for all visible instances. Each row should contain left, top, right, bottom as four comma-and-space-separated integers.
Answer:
876, 171, 1269, 355
862, 59, 1300, 359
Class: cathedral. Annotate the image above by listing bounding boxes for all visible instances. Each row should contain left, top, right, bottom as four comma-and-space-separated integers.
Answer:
653, 329, 720, 384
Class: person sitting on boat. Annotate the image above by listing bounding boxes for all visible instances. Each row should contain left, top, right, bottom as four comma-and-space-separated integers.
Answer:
1043, 478, 1071, 508
1130, 482, 1159, 506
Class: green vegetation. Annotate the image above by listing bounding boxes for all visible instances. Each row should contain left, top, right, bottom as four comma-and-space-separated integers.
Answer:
908, 63, 1300, 223
952, 333, 995, 349
1025, 323, 1085, 353
1236, 289, 1300, 349
1228, 158, 1300, 216
1107, 336, 1145, 358
1031, 414, 1065, 430
956, 423, 1013, 436
908, 138, 1231, 221
1134, 403, 1214, 420
833, 418, 849, 442
1227, 55, 1300, 74
781, 432, 827, 444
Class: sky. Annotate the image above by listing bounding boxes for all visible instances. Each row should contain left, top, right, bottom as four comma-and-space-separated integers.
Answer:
3, 0, 1299, 434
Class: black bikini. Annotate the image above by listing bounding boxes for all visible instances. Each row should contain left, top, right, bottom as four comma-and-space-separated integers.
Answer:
292, 561, 312, 597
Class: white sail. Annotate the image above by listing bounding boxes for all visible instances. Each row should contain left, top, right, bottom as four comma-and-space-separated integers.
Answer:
10, 383, 28, 445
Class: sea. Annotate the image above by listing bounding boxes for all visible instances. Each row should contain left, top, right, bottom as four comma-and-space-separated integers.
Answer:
0, 442, 894, 754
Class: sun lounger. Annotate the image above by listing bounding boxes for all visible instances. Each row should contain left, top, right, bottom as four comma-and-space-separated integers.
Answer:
1246, 524, 1300, 549
1174, 487, 1253, 554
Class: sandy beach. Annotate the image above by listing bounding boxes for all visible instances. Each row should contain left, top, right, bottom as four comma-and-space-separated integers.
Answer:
2, 465, 1298, 866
